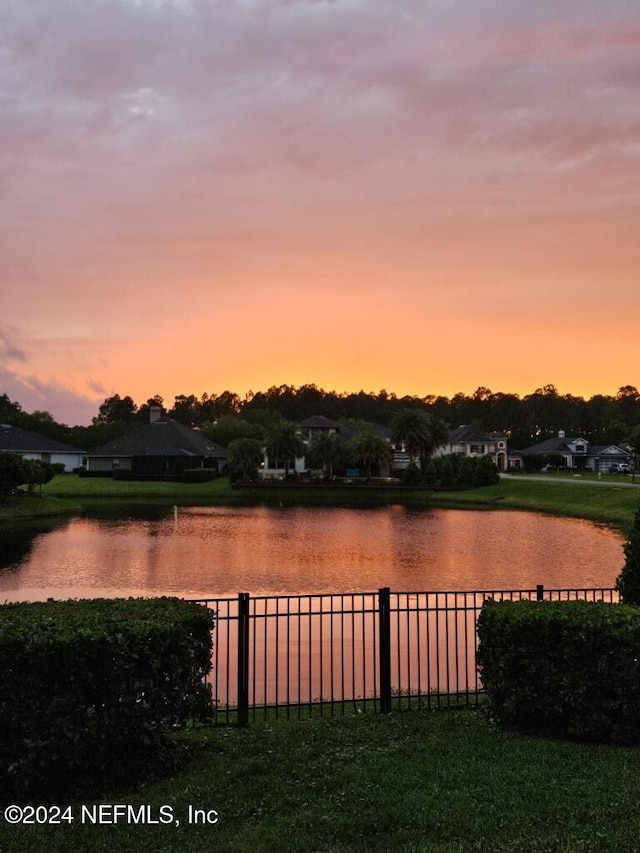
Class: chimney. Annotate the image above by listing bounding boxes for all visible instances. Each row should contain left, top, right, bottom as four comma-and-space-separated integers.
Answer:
150, 405, 162, 423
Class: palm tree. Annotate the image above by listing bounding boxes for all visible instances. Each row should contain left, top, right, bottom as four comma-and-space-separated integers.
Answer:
264, 421, 306, 478
227, 437, 264, 482
350, 428, 393, 479
306, 431, 347, 479
391, 409, 449, 471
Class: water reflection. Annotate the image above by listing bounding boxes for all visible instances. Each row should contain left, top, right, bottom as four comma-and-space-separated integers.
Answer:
0, 506, 623, 602
0, 517, 71, 577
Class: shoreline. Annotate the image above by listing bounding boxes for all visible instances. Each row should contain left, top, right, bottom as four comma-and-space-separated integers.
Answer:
1, 474, 638, 532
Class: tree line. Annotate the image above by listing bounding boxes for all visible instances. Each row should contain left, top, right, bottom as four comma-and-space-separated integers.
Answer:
2, 383, 640, 453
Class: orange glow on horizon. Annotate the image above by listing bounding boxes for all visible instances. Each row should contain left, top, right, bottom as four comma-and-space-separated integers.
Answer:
2, 1, 638, 425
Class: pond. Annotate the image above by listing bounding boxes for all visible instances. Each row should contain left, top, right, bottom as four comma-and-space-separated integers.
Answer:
0, 505, 624, 602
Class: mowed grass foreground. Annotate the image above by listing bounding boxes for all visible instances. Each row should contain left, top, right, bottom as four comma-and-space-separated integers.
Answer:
2, 710, 640, 853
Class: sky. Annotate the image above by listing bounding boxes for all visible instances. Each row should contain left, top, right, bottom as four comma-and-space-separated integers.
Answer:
2, 0, 639, 426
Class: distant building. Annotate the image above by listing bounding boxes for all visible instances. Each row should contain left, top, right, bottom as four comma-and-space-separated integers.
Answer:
0, 423, 85, 472
520, 430, 633, 473
260, 415, 393, 479
86, 408, 227, 478
435, 425, 508, 471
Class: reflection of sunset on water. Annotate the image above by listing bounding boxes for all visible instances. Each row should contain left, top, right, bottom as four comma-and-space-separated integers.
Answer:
0, 506, 623, 602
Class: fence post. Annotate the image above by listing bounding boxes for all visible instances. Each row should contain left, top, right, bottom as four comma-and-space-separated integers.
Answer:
536, 584, 544, 601
378, 587, 392, 713
237, 592, 250, 727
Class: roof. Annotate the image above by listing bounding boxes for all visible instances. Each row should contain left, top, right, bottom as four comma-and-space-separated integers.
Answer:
448, 425, 507, 444
519, 437, 575, 455
89, 418, 227, 459
299, 415, 342, 430
0, 423, 84, 455
590, 444, 633, 458
298, 416, 391, 441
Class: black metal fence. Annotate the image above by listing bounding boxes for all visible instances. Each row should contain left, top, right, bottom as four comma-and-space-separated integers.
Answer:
191, 585, 619, 725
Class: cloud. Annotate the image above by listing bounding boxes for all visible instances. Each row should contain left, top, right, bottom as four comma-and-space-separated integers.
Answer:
0, 365, 101, 426
0, 327, 28, 363
1, 0, 638, 410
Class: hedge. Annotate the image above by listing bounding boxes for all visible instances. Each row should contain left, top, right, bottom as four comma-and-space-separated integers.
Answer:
477, 599, 640, 745
0, 597, 214, 800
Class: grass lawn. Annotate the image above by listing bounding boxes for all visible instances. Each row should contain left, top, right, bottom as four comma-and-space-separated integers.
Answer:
0, 472, 635, 532
430, 476, 640, 532
3, 709, 640, 853
0, 493, 82, 521
42, 473, 236, 501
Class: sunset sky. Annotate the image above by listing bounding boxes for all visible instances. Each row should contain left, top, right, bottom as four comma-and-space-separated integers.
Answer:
2, 0, 639, 425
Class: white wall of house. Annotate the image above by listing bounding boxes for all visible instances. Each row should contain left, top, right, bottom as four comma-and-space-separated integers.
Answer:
434, 439, 508, 471
20, 451, 85, 472
260, 455, 307, 479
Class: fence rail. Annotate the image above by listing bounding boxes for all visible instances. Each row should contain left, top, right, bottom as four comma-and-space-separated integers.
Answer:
191, 585, 619, 725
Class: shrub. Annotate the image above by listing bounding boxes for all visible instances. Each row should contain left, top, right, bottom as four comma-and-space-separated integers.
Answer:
0, 453, 30, 502
615, 504, 640, 604
521, 453, 545, 472
400, 463, 422, 485
112, 468, 133, 480
25, 459, 56, 492
421, 455, 499, 489
0, 597, 214, 800
477, 599, 640, 745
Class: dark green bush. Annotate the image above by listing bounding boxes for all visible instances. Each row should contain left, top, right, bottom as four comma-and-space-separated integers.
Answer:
477, 599, 640, 745
0, 597, 214, 800
0, 452, 30, 502
421, 454, 499, 489
400, 463, 422, 485
521, 453, 545, 472
615, 504, 640, 604
112, 468, 133, 480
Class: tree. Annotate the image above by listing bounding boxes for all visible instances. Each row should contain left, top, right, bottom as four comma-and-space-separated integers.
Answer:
0, 393, 22, 422
616, 386, 640, 429
170, 394, 200, 426
264, 421, 306, 478
0, 453, 30, 502
626, 426, 640, 484
93, 395, 138, 424
306, 432, 348, 479
391, 409, 431, 466
202, 415, 264, 448
24, 459, 55, 494
349, 429, 393, 479
227, 438, 264, 482
390, 409, 449, 472
615, 505, 640, 604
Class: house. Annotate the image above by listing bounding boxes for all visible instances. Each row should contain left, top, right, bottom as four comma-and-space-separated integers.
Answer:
520, 430, 633, 473
261, 415, 350, 479
0, 423, 85, 472
260, 415, 394, 479
86, 408, 227, 479
434, 425, 508, 471
298, 415, 343, 443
